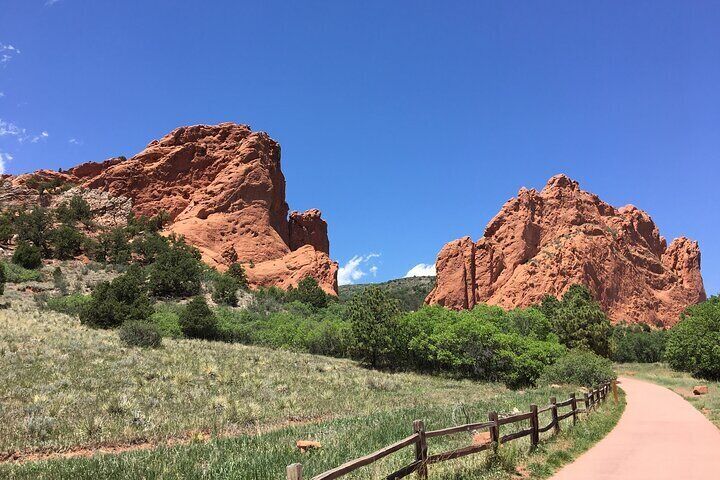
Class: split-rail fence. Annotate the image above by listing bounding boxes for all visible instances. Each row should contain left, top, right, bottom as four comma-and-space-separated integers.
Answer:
286, 380, 618, 480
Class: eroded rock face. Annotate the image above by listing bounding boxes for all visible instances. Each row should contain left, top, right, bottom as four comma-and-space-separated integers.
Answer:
16, 123, 337, 294
426, 175, 706, 326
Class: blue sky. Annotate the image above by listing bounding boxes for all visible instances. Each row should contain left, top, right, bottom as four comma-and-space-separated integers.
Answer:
1, 1, 718, 294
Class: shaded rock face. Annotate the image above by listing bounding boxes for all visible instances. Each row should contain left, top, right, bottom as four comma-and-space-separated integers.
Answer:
51, 122, 336, 294
426, 175, 705, 326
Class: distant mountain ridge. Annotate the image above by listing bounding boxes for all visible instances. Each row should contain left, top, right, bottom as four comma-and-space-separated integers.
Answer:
339, 276, 436, 311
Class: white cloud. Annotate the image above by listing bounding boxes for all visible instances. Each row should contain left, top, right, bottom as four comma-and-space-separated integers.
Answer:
0, 119, 25, 138
338, 253, 380, 285
0, 92, 5, 98
30, 131, 49, 143
0, 44, 20, 65
45, 0, 62, 5
68, 138, 83, 145
0, 152, 13, 175
405, 263, 436, 277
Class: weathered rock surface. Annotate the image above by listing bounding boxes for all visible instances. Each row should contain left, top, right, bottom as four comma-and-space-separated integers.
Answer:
8, 123, 337, 294
426, 175, 705, 326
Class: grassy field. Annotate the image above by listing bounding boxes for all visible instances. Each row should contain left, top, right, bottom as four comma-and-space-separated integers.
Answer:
617, 363, 720, 428
0, 380, 624, 479
0, 285, 624, 478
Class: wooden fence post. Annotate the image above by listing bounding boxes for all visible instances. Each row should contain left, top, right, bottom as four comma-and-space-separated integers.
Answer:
584, 392, 590, 416
550, 397, 560, 434
413, 419, 428, 480
530, 405, 539, 449
612, 380, 618, 404
570, 393, 578, 425
489, 411, 500, 450
287, 463, 302, 480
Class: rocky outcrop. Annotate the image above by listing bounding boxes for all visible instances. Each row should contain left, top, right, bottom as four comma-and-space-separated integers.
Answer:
9, 123, 337, 294
426, 175, 706, 326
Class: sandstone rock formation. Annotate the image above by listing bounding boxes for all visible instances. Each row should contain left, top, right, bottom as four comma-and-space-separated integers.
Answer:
426, 175, 705, 326
7, 123, 337, 294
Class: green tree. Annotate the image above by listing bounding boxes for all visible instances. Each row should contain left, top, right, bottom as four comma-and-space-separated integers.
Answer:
179, 296, 218, 340
147, 236, 202, 298
15, 207, 51, 254
212, 273, 239, 306
348, 285, 400, 368
0, 210, 14, 244
79, 266, 152, 328
286, 276, 329, 309
227, 262, 248, 290
665, 297, 720, 379
93, 227, 132, 264
543, 285, 612, 357
12, 242, 43, 269
55, 195, 92, 226
49, 225, 85, 260
52, 266, 68, 295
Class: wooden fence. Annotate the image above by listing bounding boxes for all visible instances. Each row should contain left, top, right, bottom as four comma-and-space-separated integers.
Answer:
286, 380, 617, 480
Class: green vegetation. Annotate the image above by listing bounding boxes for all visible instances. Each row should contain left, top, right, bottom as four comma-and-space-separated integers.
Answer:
227, 262, 248, 290
610, 322, 666, 363
665, 296, 720, 379
286, 276, 330, 309
539, 349, 616, 387
179, 296, 218, 340
540, 285, 612, 356
2, 261, 43, 283
118, 320, 163, 348
348, 285, 400, 368
12, 242, 43, 269
49, 225, 85, 260
55, 195, 92, 226
79, 267, 153, 328
0, 260, 5, 296
45, 293, 91, 317
147, 236, 203, 298
211, 272, 239, 306
339, 275, 436, 312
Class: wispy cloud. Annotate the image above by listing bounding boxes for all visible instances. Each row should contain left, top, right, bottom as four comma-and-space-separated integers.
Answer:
30, 131, 49, 143
405, 263, 436, 277
0, 92, 5, 98
0, 44, 20, 65
338, 253, 381, 286
0, 119, 25, 138
45, 0, 62, 6
68, 137, 83, 145
0, 152, 13, 175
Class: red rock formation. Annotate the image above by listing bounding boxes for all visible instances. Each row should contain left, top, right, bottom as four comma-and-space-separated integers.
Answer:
36, 122, 337, 294
426, 175, 706, 326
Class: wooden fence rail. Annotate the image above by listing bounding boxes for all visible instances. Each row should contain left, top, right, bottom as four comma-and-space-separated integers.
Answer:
286, 380, 616, 480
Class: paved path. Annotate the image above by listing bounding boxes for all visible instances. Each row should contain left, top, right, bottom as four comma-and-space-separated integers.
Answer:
551, 376, 720, 480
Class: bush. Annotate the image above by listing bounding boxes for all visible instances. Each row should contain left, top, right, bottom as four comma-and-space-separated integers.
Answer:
119, 321, 163, 348
2, 262, 43, 283
665, 297, 720, 379
49, 225, 85, 260
15, 207, 51, 253
92, 227, 132, 264
610, 323, 666, 363
12, 242, 43, 269
52, 267, 68, 295
0, 261, 5, 296
45, 293, 91, 317
227, 262, 248, 290
179, 296, 217, 340
147, 236, 202, 298
348, 285, 401, 368
0, 211, 14, 244
149, 306, 184, 338
79, 267, 152, 328
211, 273, 239, 306
539, 350, 616, 387
541, 285, 612, 357
286, 276, 329, 309
55, 195, 92, 225
397, 305, 565, 387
